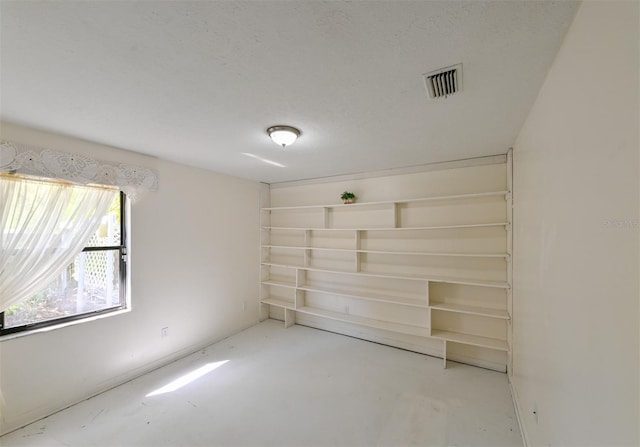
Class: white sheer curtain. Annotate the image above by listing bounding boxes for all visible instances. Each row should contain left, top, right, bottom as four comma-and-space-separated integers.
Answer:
0, 174, 116, 312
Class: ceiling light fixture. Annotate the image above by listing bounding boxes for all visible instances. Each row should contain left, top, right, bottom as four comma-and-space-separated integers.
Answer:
267, 125, 300, 147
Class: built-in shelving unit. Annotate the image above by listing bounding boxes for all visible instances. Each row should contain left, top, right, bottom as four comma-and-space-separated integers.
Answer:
260, 157, 513, 372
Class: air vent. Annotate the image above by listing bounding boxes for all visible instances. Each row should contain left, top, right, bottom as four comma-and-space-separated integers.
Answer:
423, 64, 462, 99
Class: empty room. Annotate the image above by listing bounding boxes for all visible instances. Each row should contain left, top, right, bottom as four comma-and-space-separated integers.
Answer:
0, 1, 638, 446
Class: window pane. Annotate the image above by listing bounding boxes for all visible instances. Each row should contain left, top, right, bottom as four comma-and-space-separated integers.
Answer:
4, 249, 122, 328
85, 193, 121, 247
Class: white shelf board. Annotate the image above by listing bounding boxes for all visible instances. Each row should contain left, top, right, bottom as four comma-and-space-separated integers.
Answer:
261, 297, 295, 309
431, 330, 509, 351
263, 244, 508, 258
262, 222, 508, 231
358, 249, 507, 258
263, 245, 353, 252
430, 303, 510, 319
261, 279, 297, 289
296, 306, 429, 337
262, 191, 509, 211
261, 262, 509, 289
262, 262, 305, 270
299, 284, 428, 308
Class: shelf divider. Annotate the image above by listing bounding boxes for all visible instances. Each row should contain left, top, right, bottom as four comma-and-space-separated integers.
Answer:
392, 202, 400, 228
355, 230, 361, 272
284, 308, 296, 328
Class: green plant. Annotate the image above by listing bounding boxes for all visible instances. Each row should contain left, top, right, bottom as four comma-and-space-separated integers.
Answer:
341, 191, 356, 202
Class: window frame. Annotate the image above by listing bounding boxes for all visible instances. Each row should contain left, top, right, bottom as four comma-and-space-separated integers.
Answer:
0, 191, 128, 336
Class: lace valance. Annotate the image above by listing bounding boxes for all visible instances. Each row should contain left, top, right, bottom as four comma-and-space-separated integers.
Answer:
0, 140, 158, 200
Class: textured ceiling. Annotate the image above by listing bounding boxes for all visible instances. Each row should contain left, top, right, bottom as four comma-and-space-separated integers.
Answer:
0, 1, 578, 183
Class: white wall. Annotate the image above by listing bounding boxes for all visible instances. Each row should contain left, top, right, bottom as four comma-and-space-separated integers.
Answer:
512, 2, 639, 445
0, 122, 264, 435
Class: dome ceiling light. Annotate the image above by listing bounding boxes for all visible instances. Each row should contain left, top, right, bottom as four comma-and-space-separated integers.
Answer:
267, 125, 300, 147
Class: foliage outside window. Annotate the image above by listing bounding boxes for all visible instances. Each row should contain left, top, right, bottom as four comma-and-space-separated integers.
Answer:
0, 191, 127, 335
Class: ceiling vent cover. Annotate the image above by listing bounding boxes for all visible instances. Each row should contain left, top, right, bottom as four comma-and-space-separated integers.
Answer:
423, 63, 462, 99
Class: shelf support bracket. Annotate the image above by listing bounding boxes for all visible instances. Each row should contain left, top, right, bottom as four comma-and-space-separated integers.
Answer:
285, 308, 296, 328
259, 302, 270, 322
355, 230, 361, 272
323, 207, 330, 229
443, 340, 448, 369
393, 202, 400, 228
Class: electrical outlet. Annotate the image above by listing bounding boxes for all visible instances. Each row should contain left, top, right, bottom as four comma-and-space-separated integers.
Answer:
345, 306, 350, 315
161, 327, 169, 338
243, 301, 247, 311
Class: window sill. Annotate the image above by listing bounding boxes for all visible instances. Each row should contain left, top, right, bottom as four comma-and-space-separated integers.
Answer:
0, 307, 131, 342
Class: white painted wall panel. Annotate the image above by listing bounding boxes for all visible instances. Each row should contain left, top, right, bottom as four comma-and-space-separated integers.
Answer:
512, 2, 639, 444
0, 122, 263, 435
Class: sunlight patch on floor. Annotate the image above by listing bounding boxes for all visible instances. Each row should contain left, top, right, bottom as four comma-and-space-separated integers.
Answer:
146, 360, 229, 397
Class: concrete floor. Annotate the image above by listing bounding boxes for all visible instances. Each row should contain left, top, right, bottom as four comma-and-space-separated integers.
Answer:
1, 320, 522, 446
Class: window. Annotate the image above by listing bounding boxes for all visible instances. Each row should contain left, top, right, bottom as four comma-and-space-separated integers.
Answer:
0, 191, 128, 336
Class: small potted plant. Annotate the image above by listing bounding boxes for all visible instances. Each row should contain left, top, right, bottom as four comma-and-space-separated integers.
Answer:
341, 191, 356, 204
